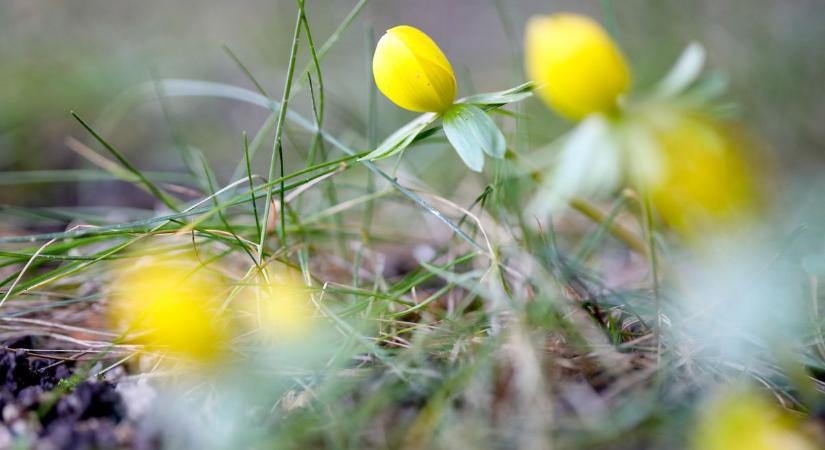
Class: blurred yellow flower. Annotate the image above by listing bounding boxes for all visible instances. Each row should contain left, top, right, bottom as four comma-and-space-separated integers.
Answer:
373, 25, 457, 113
693, 390, 816, 450
110, 252, 229, 362
525, 13, 631, 120
527, 106, 764, 239
240, 264, 315, 341
648, 114, 759, 236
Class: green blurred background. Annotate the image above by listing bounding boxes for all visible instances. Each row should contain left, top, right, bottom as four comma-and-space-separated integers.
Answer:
1, 0, 823, 209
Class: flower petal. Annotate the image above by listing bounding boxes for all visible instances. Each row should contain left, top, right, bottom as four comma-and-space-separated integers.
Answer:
373, 25, 457, 113
525, 14, 631, 120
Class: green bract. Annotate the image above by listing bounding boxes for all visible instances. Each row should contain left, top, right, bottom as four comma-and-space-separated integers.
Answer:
442, 104, 506, 172
360, 82, 533, 171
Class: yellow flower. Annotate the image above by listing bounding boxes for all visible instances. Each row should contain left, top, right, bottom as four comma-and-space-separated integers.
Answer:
648, 114, 759, 236
693, 390, 816, 450
525, 13, 631, 120
239, 264, 315, 341
373, 25, 457, 113
110, 252, 229, 362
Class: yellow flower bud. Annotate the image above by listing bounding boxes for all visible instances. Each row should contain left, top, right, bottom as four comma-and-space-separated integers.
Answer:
525, 13, 631, 120
649, 115, 760, 235
693, 390, 816, 450
110, 252, 229, 362
373, 25, 457, 113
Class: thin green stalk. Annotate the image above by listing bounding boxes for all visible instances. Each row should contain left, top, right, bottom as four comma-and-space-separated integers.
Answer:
289, 0, 370, 100
258, 6, 304, 259
306, 73, 345, 257
0, 152, 364, 246
0, 169, 196, 186
355, 26, 378, 289
243, 132, 262, 239
301, 0, 325, 142
197, 151, 260, 267
144, 78, 485, 251
570, 197, 646, 255
641, 192, 661, 363
575, 194, 629, 261
71, 112, 180, 211
222, 45, 270, 97
151, 71, 207, 193
600, 0, 620, 39
300, 3, 346, 256
223, 0, 368, 196
491, 0, 524, 74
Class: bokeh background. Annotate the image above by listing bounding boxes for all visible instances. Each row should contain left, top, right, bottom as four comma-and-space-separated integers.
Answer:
2, 0, 824, 209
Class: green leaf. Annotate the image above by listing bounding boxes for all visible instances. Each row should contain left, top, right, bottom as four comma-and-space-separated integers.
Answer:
459, 81, 534, 106
360, 112, 438, 161
359, 83, 530, 164
442, 104, 506, 172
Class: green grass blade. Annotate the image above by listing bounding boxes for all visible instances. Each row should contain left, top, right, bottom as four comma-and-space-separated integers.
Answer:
70, 112, 181, 211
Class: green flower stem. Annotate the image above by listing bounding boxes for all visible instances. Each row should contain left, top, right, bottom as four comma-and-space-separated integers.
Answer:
640, 191, 661, 364
569, 197, 646, 255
